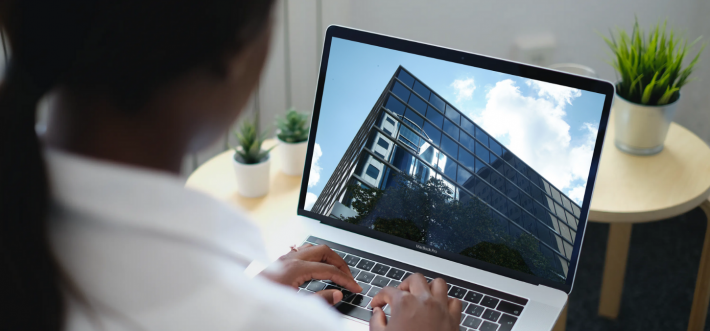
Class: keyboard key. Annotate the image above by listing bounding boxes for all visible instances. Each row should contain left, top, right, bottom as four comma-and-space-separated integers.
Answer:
356, 259, 376, 271
461, 301, 468, 312
297, 289, 313, 294
388, 280, 401, 288
386, 268, 405, 280
371, 263, 391, 275
482, 309, 501, 322
367, 286, 382, 297
448, 286, 467, 299
349, 266, 360, 277
351, 294, 372, 308
334, 250, 347, 258
465, 304, 486, 317
306, 281, 326, 292
357, 282, 371, 294
371, 275, 390, 288
336, 303, 372, 322
496, 301, 524, 316
299, 280, 310, 289
462, 316, 482, 329
479, 321, 499, 331
356, 271, 376, 283
402, 272, 413, 280
383, 305, 391, 315
344, 255, 361, 267
459, 327, 467, 331
480, 296, 500, 309
342, 289, 357, 302
498, 314, 517, 331
425, 277, 433, 283
464, 291, 483, 304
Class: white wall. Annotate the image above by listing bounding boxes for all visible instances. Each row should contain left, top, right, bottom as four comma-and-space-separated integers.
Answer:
3, 1, 708, 176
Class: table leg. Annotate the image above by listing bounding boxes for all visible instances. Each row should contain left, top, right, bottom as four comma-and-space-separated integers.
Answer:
598, 222, 633, 319
687, 200, 710, 331
552, 303, 567, 331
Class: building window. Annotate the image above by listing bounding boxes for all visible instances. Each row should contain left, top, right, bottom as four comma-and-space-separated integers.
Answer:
391, 81, 411, 102
489, 139, 503, 156
397, 70, 415, 87
428, 93, 445, 111
425, 105, 444, 128
385, 95, 406, 115
440, 134, 458, 159
374, 151, 385, 159
408, 94, 428, 113
445, 104, 461, 125
443, 118, 460, 140
475, 141, 490, 163
475, 126, 489, 146
365, 165, 380, 179
386, 117, 395, 125
461, 117, 475, 136
413, 80, 431, 100
422, 121, 441, 146
403, 108, 425, 130
377, 138, 390, 149
383, 127, 392, 136
458, 149, 477, 173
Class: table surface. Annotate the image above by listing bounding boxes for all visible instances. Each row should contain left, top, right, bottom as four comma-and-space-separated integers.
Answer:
186, 140, 303, 230
588, 110, 710, 223
187, 109, 710, 226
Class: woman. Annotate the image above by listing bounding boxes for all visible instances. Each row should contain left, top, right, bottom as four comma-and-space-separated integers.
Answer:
0, 1, 461, 330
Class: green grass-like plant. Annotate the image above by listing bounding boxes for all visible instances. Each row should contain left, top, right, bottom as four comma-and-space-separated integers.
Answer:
603, 18, 704, 105
276, 108, 310, 143
232, 117, 274, 164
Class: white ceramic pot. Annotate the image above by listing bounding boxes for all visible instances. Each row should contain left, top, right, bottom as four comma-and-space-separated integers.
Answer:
277, 137, 308, 176
232, 152, 270, 198
614, 91, 680, 155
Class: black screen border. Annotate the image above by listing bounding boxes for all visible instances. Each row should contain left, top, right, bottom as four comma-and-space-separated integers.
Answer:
298, 25, 614, 294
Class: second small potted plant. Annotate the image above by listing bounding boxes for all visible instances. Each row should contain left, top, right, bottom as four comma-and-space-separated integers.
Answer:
232, 117, 274, 198
603, 19, 704, 155
276, 108, 310, 176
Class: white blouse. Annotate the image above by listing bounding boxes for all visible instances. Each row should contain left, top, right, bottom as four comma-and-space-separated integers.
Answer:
46, 149, 344, 331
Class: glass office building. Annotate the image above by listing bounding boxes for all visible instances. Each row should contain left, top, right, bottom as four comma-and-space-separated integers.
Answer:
312, 67, 582, 280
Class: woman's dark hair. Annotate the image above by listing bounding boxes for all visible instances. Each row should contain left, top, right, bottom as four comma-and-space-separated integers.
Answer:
0, 1, 274, 329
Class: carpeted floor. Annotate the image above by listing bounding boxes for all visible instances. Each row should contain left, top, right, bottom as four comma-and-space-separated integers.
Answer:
566, 207, 709, 331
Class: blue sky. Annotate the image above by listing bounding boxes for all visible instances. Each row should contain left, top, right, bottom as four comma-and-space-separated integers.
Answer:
305, 37, 607, 208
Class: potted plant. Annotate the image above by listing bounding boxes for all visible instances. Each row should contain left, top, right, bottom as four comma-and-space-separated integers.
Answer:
603, 19, 704, 155
232, 117, 274, 198
276, 108, 310, 176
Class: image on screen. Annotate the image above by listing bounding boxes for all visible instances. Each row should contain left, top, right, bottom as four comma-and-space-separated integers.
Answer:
305, 37, 606, 283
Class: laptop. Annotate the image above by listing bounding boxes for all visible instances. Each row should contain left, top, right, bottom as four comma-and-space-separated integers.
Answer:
263, 25, 613, 331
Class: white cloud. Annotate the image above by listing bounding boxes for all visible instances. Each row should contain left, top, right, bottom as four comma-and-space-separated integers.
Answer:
305, 192, 318, 211
527, 80, 582, 107
473, 79, 595, 205
451, 78, 476, 102
308, 143, 323, 187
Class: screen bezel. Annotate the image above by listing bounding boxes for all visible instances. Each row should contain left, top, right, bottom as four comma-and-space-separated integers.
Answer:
297, 25, 614, 293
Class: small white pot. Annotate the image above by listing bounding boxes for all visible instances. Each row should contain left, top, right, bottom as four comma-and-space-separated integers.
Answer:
614, 91, 680, 155
277, 137, 308, 176
232, 152, 270, 198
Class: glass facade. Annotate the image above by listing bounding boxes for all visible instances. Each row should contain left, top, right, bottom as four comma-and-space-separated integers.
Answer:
313, 67, 582, 283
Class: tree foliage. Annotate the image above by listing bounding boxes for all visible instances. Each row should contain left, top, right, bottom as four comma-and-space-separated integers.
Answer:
337, 173, 563, 282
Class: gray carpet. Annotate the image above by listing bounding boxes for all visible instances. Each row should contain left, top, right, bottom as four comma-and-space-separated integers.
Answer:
567, 207, 709, 330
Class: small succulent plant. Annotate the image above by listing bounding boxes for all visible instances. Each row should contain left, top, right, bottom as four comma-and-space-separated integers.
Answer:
276, 108, 310, 143
233, 117, 273, 164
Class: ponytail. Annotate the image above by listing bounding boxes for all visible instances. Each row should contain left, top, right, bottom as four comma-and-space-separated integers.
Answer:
0, 64, 64, 330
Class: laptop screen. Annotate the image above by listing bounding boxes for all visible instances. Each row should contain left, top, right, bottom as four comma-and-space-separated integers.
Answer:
304, 34, 609, 286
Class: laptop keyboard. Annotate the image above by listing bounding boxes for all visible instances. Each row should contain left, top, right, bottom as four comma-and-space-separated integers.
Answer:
297, 237, 526, 331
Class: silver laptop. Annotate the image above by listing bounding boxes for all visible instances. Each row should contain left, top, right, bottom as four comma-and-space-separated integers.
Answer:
268, 25, 614, 331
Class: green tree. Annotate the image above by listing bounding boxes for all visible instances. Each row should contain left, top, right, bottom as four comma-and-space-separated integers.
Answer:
337, 172, 564, 282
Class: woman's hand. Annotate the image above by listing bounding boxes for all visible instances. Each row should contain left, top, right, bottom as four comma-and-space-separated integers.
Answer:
369, 273, 461, 331
259, 244, 362, 305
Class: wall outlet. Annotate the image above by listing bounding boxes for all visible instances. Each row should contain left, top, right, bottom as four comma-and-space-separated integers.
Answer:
512, 33, 556, 67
